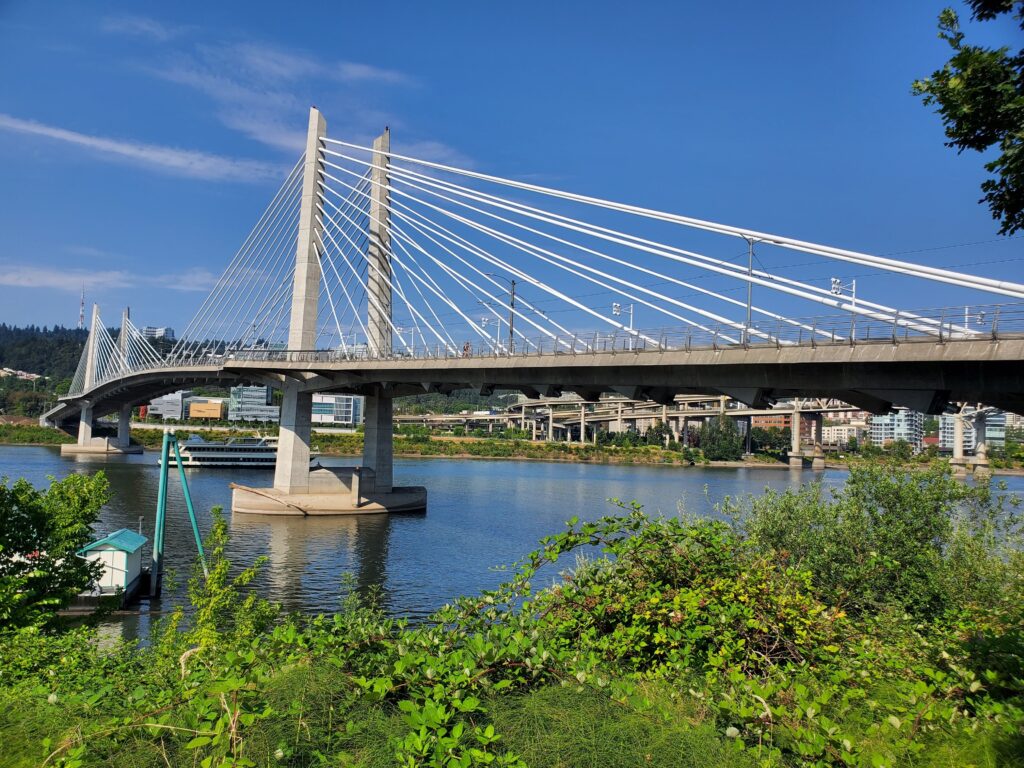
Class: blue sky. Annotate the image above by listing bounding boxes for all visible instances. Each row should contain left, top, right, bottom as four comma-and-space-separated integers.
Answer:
0, 1, 1021, 335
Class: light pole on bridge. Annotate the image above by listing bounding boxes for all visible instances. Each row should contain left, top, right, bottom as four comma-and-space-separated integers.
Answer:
485, 274, 516, 354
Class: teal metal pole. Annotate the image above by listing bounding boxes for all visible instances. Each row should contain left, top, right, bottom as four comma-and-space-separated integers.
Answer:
150, 429, 171, 597
172, 435, 208, 578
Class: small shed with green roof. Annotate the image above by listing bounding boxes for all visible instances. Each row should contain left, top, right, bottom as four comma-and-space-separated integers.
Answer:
77, 528, 148, 594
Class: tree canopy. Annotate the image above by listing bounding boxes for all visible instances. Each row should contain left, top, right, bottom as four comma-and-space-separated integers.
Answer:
913, 1, 1024, 234
0, 473, 109, 629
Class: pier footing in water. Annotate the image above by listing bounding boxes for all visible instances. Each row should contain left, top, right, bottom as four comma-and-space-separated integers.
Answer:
231, 467, 426, 515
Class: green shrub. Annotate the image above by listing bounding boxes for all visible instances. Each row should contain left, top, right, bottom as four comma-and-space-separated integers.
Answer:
730, 463, 1023, 618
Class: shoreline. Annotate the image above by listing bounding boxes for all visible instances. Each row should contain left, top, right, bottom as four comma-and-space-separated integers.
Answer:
5, 439, 1023, 475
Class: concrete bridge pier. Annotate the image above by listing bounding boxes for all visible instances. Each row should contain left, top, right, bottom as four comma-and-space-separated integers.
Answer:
788, 411, 803, 468
362, 389, 394, 494
274, 381, 313, 494
115, 404, 133, 450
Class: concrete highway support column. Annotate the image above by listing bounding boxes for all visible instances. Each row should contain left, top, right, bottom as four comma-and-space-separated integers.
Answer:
548, 409, 554, 441
77, 404, 94, 446
363, 388, 394, 493
579, 403, 587, 444
274, 107, 326, 494
953, 409, 965, 462
789, 411, 803, 468
810, 412, 825, 470
974, 411, 988, 466
116, 404, 132, 449
275, 381, 313, 494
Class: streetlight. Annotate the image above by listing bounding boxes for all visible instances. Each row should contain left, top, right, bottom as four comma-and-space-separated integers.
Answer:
829, 277, 857, 340
612, 302, 635, 349
485, 274, 516, 354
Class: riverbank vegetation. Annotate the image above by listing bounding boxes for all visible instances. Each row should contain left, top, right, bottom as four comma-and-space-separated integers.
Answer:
1, 464, 1022, 766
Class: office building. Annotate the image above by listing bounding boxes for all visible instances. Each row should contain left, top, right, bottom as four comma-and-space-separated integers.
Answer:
228, 386, 280, 422
189, 400, 225, 420
868, 409, 924, 451
147, 390, 192, 421
821, 424, 865, 447
141, 326, 175, 341
312, 393, 364, 426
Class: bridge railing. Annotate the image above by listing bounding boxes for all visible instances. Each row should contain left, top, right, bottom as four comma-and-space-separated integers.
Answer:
205, 301, 1024, 365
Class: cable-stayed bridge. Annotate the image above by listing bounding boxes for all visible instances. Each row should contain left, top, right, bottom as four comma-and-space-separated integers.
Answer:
44, 108, 1024, 513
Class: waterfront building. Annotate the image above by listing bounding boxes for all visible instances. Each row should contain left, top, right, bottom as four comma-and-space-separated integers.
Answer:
189, 400, 226, 420
147, 390, 192, 421
939, 413, 975, 453
228, 385, 280, 423
312, 393, 364, 425
821, 424, 865, 447
868, 409, 924, 451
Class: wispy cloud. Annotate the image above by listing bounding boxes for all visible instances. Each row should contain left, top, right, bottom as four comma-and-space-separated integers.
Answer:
100, 15, 189, 42
102, 26, 470, 169
0, 263, 218, 293
147, 41, 421, 154
0, 113, 284, 182
0, 264, 134, 292
157, 267, 218, 292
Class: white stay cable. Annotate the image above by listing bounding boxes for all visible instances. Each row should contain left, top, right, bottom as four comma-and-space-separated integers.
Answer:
322, 139, 1024, 299
385, 186, 747, 342
323, 170, 578, 348
220, 194, 304, 351
319, 179, 468, 354
318, 186, 413, 353
388, 168, 826, 338
177, 171, 303, 359
317, 177, 372, 351
174, 159, 304, 359
326, 151, 803, 339
388, 162, 964, 336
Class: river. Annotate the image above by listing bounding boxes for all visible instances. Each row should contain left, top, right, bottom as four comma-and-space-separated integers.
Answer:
4, 445, 1021, 636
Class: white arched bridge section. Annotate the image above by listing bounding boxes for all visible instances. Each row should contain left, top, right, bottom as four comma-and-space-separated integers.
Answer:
43, 107, 1024, 514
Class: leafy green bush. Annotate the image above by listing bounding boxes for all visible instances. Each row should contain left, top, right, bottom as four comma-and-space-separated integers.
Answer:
730, 464, 1023, 618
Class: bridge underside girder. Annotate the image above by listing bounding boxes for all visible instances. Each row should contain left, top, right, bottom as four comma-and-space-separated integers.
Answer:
227, 356, 1024, 415
42, 338, 1024, 431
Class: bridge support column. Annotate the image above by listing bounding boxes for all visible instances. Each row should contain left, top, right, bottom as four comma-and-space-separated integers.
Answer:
363, 389, 393, 493
953, 409, 966, 463
974, 411, 989, 469
274, 381, 313, 494
77, 404, 94, 446
579, 402, 587, 444
810, 412, 825, 470
743, 415, 752, 455
548, 409, 554, 441
116, 404, 132, 450
789, 411, 803, 468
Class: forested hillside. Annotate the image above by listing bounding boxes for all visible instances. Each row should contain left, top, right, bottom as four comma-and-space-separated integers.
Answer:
0, 324, 86, 379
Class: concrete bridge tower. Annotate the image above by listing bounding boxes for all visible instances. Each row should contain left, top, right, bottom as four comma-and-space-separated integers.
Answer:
273, 107, 326, 495
362, 127, 394, 494
234, 108, 424, 514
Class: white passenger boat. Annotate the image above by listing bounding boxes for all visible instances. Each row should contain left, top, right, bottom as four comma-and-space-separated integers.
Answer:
159, 435, 319, 468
